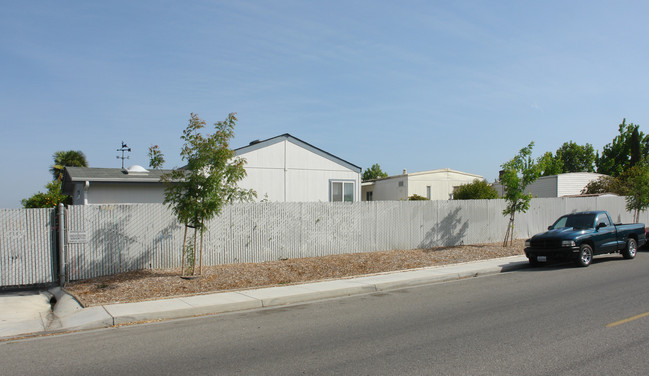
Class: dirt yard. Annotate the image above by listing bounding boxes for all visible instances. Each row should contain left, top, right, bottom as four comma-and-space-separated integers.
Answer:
64, 240, 526, 307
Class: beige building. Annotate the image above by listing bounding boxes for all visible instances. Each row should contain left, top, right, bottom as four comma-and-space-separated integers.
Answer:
361, 168, 485, 201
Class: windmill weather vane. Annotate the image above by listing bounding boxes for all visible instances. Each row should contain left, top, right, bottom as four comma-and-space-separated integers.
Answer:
116, 141, 132, 169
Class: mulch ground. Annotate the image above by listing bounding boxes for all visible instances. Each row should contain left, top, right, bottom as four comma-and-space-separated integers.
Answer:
64, 240, 526, 307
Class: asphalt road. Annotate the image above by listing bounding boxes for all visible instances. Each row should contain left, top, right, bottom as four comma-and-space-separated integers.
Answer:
3, 252, 649, 375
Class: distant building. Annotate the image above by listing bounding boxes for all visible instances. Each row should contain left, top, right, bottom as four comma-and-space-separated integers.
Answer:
62, 134, 362, 205
492, 172, 607, 198
361, 168, 485, 201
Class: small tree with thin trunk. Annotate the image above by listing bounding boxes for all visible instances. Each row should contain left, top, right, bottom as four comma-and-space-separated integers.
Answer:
162, 113, 256, 277
621, 164, 649, 222
500, 142, 540, 246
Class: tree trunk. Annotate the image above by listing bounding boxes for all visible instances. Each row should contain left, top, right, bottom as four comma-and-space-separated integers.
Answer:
181, 224, 188, 276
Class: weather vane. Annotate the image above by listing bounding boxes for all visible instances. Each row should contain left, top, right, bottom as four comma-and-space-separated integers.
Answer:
116, 141, 132, 169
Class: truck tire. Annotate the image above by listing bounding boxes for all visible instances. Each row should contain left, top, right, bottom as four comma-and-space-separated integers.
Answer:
622, 238, 637, 259
576, 244, 593, 267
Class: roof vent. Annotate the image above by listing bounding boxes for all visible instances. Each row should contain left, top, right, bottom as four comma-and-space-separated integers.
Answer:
126, 165, 149, 175
249, 139, 261, 145
403, 169, 407, 175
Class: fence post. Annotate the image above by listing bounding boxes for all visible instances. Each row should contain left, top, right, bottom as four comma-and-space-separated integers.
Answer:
58, 203, 66, 286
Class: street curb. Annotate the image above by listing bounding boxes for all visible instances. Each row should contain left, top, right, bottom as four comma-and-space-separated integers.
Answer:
2, 256, 529, 340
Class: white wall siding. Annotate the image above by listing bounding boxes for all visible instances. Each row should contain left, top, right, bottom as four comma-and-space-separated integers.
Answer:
238, 139, 361, 202
525, 176, 558, 198
556, 173, 604, 197
87, 183, 167, 205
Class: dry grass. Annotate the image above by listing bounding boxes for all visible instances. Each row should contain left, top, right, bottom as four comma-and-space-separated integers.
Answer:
64, 240, 525, 307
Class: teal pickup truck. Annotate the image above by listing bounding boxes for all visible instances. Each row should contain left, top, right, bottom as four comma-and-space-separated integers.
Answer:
524, 211, 646, 267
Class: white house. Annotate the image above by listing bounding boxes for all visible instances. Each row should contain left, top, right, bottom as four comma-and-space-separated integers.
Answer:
62, 165, 171, 205
362, 168, 485, 201
235, 134, 361, 202
492, 172, 606, 198
62, 134, 362, 205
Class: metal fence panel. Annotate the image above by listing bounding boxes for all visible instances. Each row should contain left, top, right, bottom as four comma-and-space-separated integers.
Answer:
3, 196, 645, 286
0, 208, 56, 287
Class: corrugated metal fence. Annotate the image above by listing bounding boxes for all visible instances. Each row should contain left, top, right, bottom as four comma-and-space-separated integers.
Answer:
1, 196, 647, 287
0, 208, 56, 287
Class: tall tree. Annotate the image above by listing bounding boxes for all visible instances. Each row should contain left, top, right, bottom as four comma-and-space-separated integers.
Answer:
500, 142, 540, 246
538, 141, 595, 176
50, 150, 88, 181
537, 151, 563, 176
162, 113, 256, 277
362, 163, 388, 181
597, 119, 649, 177
556, 141, 596, 173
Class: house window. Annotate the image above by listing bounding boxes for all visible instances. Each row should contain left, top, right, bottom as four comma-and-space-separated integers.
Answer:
366, 191, 373, 201
426, 186, 431, 199
331, 181, 354, 202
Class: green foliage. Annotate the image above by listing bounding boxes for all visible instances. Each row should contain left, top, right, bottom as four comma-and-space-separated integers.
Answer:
50, 150, 88, 181
500, 142, 540, 246
538, 141, 595, 176
147, 145, 165, 169
162, 113, 257, 230
453, 179, 499, 200
597, 119, 649, 177
537, 151, 563, 176
408, 194, 429, 201
22, 180, 69, 208
621, 164, 649, 222
581, 176, 628, 195
362, 163, 388, 181
556, 141, 596, 173
162, 113, 256, 276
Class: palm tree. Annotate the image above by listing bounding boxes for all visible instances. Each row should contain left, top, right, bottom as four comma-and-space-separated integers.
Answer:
50, 150, 88, 180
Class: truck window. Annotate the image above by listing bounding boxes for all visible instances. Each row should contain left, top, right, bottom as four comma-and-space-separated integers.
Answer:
597, 213, 611, 227
552, 214, 596, 230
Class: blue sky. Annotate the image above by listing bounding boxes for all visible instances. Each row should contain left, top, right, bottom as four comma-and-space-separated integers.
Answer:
1, 1, 648, 208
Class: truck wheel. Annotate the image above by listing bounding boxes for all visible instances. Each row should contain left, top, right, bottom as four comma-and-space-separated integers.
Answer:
622, 238, 637, 259
576, 244, 593, 267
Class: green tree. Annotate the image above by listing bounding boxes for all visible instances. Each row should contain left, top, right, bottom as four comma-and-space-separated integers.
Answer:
22, 180, 69, 208
537, 151, 563, 176
538, 141, 596, 176
162, 113, 256, 277
597, 119, 649, 177
581, 176, 628, 196
50, 150, 88, 181
500, 142, 540, 246
148, 144, 165, 169
620, 164, 649, 222
556, 141, 596, 173
453, 179, 499, 200
362, 163, 388, 181
408, 194, 429, 200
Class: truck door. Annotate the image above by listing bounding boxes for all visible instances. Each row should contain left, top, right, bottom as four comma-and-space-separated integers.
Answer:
594, 213, 616, 253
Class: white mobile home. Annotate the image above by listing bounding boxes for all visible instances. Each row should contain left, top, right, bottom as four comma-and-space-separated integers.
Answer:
492, 172, 606, 198
235, 134, 362, 202
362, 168, 485, 201
62, 134, 362, 205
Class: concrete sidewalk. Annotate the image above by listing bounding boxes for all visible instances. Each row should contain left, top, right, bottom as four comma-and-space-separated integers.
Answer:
0, 255, 529, 340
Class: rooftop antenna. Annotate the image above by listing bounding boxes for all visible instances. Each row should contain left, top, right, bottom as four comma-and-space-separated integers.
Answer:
116, 141, 131, 169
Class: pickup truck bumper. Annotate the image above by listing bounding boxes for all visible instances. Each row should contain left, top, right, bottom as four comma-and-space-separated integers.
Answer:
525, 246, 581, 262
